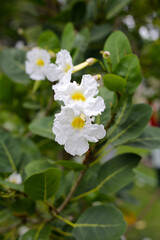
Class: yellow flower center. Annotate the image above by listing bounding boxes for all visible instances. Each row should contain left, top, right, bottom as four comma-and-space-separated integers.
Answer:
71, 92, 86, 101
71, 114, 85, 129
36, 59, 45, 66
10, 179, 17, 183
64, 64, 71, 72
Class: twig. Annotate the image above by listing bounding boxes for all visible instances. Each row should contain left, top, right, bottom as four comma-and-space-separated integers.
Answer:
57, 170, 86, 214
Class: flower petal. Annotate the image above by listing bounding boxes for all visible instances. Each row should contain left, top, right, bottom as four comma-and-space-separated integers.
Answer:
46, 63, 62, 82
84, 123, 106, 142
85, 96, 105, 116
65, 137, 89, 156
81, 74, 99, 97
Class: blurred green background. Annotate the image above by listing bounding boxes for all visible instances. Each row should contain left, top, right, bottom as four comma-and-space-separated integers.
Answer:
0, 0, 160, 239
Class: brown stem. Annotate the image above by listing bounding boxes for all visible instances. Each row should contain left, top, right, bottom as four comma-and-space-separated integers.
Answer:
57, 170, 86, 214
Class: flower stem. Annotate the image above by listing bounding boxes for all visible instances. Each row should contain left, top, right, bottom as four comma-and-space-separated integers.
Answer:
32, 80, 41, 94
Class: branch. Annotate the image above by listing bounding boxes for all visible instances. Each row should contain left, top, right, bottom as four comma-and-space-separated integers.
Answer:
57, 169, 85, 214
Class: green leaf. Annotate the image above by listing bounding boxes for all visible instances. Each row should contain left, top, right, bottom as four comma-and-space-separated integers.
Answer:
72, 205, 126, 240
0, 209, 12, 224
127, 126, 160, 149
0, 75, 14, 102
107, 104, 152, 146
12, 198, 35, 215
20, 230, 36, 240
105, 0, 132, 19
61, 22, 75, 52
73, 154, 140, 200
90, 24, 112, 43
0, 49, 29, 85
0, 178, 24, 192
29, 116, 54, 140
38, 30, 60, 50
0, 129, 22, 173
21, 224, 51, 240
25, 160, 54, 177
55, 160, 86, 171
114, 54, 141, 94
73, 27, 90, 64
24, 25, 42, 44
98, 153, 140, 194
98, 87, 114, 126
103, 74, 126, 92
24, 168, 61, 201
74, 164, 101, 199
103, 31, 132, 71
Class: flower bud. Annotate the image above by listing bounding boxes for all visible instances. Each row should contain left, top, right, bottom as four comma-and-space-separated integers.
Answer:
100, 51, 110, 58
86, 58, 97, 66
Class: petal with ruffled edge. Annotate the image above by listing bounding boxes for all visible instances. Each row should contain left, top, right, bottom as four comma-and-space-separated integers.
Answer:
81, 74, 99, 98
83, 123, 106, 142
85, 96, 105, 116
65, 136, 89, 156
46, 63, 62, 82
56, 49, 73, 70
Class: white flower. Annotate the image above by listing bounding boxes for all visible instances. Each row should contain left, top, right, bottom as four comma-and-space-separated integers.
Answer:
53, 74, 105, 116
18, 226, 29, 236
52, 107, 106, 156
25, 47, 51, 81
7, 172, 22, 184
46, 49, 73, 84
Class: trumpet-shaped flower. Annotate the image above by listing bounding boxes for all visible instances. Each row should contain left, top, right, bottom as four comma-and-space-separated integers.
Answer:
52, 74, 105, 116
7, 172, 22, 184
25, 47, 51, 80
52, 107, 106, 156
46, 49, 73, 84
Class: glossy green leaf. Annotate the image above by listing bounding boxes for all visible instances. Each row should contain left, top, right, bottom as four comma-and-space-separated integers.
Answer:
74, 164, 101, 199
55, 160, 86, 171
24, 25, 42, 44
61, 22, 75, 51
127, 126, 160, 149
114, 54, 141, 94
25, 160, 54, 177
0, 178, 24, 192
21, 224, 51, 240
0, 209, 13, 224
12, 198, 35, 215
0, 49, 29, 84
38, 30, 60, 50
0, 129, 22, 173
0, 75, 14, 102
29, 116, 54, 140
72, 205, 126, 240
90, 23, 112, 42
98, 87, 114, 126
103, 74, 126, 92
24, 168, 61, 201
98, 153, 140, 194
103, 31, 132, 71
105, 0, 132, 19
72, 27, 90, 64
107, 104, 152, 146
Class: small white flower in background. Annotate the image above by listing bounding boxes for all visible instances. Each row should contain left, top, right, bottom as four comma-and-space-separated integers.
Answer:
52, 107, 106, 156
25, 47, 51, 81
46, 49, 73, 84
53, 74, 105, 116
7, 171, 22, 184
18, 226, 29, 236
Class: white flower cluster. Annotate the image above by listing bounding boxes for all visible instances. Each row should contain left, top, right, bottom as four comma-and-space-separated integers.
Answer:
25, 48, 106, 156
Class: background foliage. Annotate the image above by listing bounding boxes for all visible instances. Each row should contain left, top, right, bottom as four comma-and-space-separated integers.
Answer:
0, 0, 160, 239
